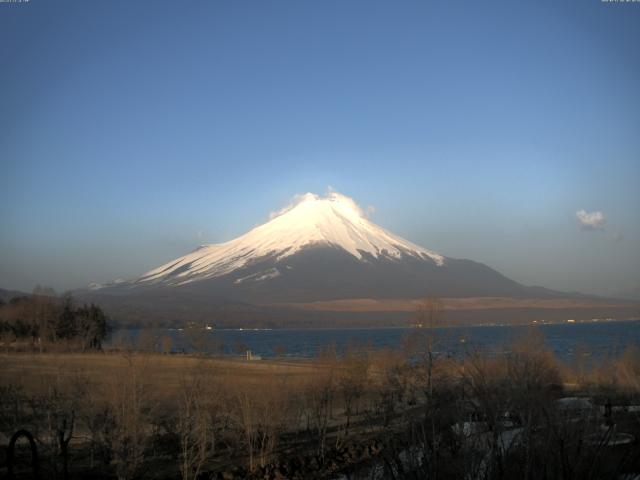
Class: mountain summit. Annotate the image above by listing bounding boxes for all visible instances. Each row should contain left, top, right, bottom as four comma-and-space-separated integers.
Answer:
138, 192, 444, 287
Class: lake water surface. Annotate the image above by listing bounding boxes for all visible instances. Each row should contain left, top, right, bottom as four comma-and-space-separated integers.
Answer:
115, 319, 640, 362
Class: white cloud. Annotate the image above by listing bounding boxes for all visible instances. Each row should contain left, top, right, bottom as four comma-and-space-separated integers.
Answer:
576, 209, 605, 230
269, 189, 371, 220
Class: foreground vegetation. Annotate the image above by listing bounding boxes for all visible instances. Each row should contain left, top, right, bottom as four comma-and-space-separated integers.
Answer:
0, 289, 108, 352
1, 329, 640, 480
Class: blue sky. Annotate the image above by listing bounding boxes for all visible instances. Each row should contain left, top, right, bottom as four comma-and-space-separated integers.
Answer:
1, 0, 639, 298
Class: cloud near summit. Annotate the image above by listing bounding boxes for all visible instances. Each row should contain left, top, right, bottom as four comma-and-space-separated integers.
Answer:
576, 209, 606, 230
269, 190, 370, 220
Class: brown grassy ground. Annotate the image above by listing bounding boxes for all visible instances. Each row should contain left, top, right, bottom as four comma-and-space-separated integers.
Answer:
269, 296, 637, 312
2, 346, 640, 479
0, 351, 318, 397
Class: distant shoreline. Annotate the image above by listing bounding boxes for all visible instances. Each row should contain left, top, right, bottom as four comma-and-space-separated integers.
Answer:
135, 316, 640, 332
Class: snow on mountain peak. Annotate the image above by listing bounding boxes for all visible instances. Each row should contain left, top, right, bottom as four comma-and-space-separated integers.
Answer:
138, 191, 444, 285
270, 191, 367, 220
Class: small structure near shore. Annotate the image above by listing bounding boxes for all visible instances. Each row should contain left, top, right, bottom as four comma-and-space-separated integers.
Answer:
246, 349, 262, 361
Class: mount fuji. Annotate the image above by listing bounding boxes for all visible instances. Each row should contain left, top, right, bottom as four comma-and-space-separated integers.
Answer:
83, 192, 615, 327
138, 192, 444, 287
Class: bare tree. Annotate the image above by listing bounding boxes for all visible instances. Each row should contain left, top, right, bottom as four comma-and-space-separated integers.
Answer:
302, 348, 338, 461
337, 346, 369, 440
136, 328, 158, 353
411, 296, 444, 399
81, 388, 115, 470
177, 364, 217, 480
0, 384, 28, 442
159, 334, 173, 354
102, 354, 152, 480
30, 370, 88, 479
184, 324, 212, 355
229, 373, 288, 472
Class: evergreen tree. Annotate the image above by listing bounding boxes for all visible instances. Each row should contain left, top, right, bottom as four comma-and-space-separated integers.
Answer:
56, 294, 77, 340
76, 303, 108, 350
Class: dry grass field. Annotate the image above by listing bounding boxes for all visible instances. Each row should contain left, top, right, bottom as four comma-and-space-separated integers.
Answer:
2, 341, 640, 479
270, 296, 637, 312
0, 351, 318, 397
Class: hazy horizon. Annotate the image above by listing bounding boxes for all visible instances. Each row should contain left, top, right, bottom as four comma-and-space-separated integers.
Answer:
1, 1, 639, 299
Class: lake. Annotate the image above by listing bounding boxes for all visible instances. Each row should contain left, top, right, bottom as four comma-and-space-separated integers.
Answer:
113, 319, 640, 362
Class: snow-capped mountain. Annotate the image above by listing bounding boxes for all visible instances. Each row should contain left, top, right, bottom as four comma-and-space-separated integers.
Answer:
137, 192, 444, 287
83, 191, 577, 325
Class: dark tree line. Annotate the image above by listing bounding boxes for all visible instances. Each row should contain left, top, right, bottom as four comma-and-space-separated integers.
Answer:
0, 288, 108, 351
